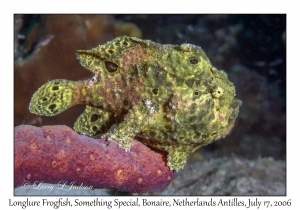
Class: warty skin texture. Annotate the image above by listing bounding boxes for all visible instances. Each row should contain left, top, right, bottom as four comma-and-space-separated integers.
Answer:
29, 36, 242, 170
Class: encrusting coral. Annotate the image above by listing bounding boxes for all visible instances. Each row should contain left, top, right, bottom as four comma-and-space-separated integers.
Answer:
14, 125, 175, 193
14, 15, 138, 128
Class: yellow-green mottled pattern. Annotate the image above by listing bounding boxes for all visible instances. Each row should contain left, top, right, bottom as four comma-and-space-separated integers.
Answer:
74, 106, 112, 136
29, 79, 81, 116
29, 36, 242, 170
